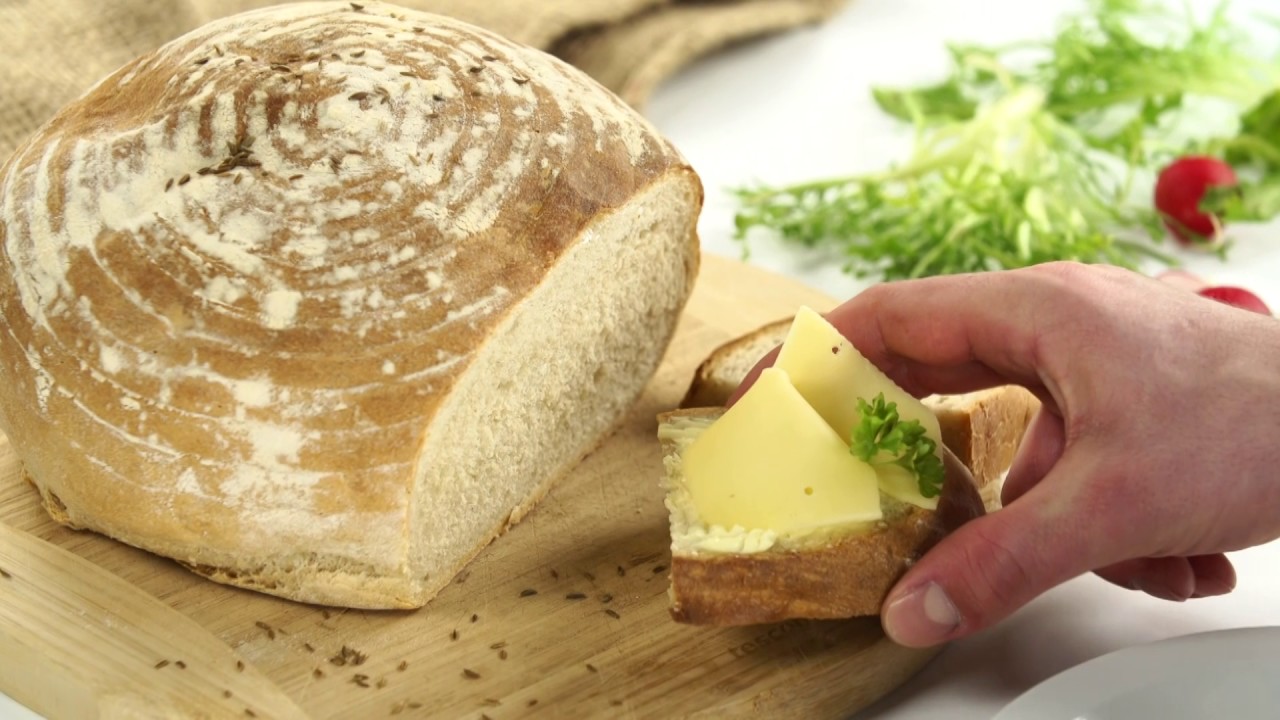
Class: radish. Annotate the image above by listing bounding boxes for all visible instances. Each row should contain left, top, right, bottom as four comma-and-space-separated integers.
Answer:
1154, 156, 1237, 248
1197, 286, 1271, 315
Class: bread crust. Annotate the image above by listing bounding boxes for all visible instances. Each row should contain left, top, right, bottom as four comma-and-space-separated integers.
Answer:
931, 386, 1039, 499
660, 408, 985, 626
680, 317, 790, 408
668, 507, 938, 625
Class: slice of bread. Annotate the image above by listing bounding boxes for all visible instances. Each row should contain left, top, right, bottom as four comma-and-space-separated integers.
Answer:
659, 408, 986, 626
680, 316, 1039, 510
662, 315, 1041, 626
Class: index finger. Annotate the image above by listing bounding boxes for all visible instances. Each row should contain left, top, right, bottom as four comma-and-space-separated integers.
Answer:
831, 269, 1050, 395
730, 265, 1067, 406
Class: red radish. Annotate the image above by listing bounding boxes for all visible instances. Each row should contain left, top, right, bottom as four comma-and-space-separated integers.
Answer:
1197, 286, 1271, 315
1154, 156, 1237, 247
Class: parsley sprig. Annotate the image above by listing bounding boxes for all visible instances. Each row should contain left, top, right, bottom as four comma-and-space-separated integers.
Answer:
850, 393, 944, 499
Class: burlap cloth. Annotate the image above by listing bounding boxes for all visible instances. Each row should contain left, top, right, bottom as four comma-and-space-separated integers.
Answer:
0, 0, 847, 163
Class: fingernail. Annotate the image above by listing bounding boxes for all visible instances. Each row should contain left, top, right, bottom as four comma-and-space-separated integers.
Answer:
883, 582, 961, 647
1193, 575, 1236, 598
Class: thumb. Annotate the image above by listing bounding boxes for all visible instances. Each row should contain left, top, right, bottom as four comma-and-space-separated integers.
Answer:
880, 457, 1108, 647
1001, 407, 1065, 506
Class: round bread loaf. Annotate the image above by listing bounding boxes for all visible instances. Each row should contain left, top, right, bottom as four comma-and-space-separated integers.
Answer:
0, 1, 702, 608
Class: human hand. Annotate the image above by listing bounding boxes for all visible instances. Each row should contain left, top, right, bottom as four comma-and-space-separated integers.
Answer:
734, 262, 1280, 647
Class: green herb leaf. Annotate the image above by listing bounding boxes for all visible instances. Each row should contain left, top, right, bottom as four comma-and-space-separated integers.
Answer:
735, 87, 1174, 280
1202, 178, 1280, 222
872, 79, 977, 124
850, 393, 945, 499
1210, 90, 1280, 177
733, 0, 1280, 281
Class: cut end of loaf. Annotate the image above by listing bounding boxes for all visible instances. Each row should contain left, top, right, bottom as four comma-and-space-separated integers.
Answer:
405, 170, 703, 606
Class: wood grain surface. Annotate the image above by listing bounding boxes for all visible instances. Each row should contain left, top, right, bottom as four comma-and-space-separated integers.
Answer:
0, 253, 941, 719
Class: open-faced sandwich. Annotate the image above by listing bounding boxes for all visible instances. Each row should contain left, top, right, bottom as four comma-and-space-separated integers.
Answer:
659, 307, 1037, 626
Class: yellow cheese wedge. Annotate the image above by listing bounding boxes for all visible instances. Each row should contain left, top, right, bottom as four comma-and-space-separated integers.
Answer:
774, 306, 941, 509
681, 368, 883, 534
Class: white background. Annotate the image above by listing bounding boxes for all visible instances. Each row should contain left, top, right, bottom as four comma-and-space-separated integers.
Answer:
4, 0, 1279, 717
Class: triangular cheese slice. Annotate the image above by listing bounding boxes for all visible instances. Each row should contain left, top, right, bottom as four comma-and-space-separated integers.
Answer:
682, 368, 883, 534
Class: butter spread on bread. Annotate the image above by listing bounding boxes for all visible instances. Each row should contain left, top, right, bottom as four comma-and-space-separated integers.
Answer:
0, 2, 702, 609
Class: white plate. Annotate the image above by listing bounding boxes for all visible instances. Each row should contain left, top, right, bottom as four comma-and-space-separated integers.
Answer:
994, 627, 1280, 720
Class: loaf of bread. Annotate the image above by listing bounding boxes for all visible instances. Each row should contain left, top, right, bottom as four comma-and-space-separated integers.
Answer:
680, 316, 1039, 508
0, 1, 702, 608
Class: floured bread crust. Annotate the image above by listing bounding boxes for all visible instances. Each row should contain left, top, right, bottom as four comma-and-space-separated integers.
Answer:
0, 2, 700, 607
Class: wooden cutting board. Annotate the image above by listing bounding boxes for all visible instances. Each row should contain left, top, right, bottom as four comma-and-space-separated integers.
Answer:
0, 253, 940, 719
